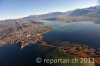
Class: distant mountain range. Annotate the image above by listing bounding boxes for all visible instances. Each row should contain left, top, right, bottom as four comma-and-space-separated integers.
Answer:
21, 5, 100, 24
26, 5, 100, 19
0, 5, 100, 24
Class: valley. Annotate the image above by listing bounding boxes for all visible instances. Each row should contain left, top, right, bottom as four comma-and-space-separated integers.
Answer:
0, 4, 100, 66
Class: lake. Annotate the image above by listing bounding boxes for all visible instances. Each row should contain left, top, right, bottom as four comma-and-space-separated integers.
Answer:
43, 21, 100, 48
0, 21, 99, 66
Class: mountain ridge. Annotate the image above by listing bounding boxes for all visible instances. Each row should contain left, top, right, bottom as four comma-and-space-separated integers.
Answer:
25, 5, 100, 19
0, 5, 100, 21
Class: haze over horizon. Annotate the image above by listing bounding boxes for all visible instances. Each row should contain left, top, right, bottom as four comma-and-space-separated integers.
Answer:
0, 0, 98, 20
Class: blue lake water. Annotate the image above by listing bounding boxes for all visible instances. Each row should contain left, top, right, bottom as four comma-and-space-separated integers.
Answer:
44, 21, 100, 48
0, 44, 45, 66
0, 21, 100, 66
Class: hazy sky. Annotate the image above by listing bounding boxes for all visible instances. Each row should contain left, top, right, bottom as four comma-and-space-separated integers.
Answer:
0, 0, 98, 20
